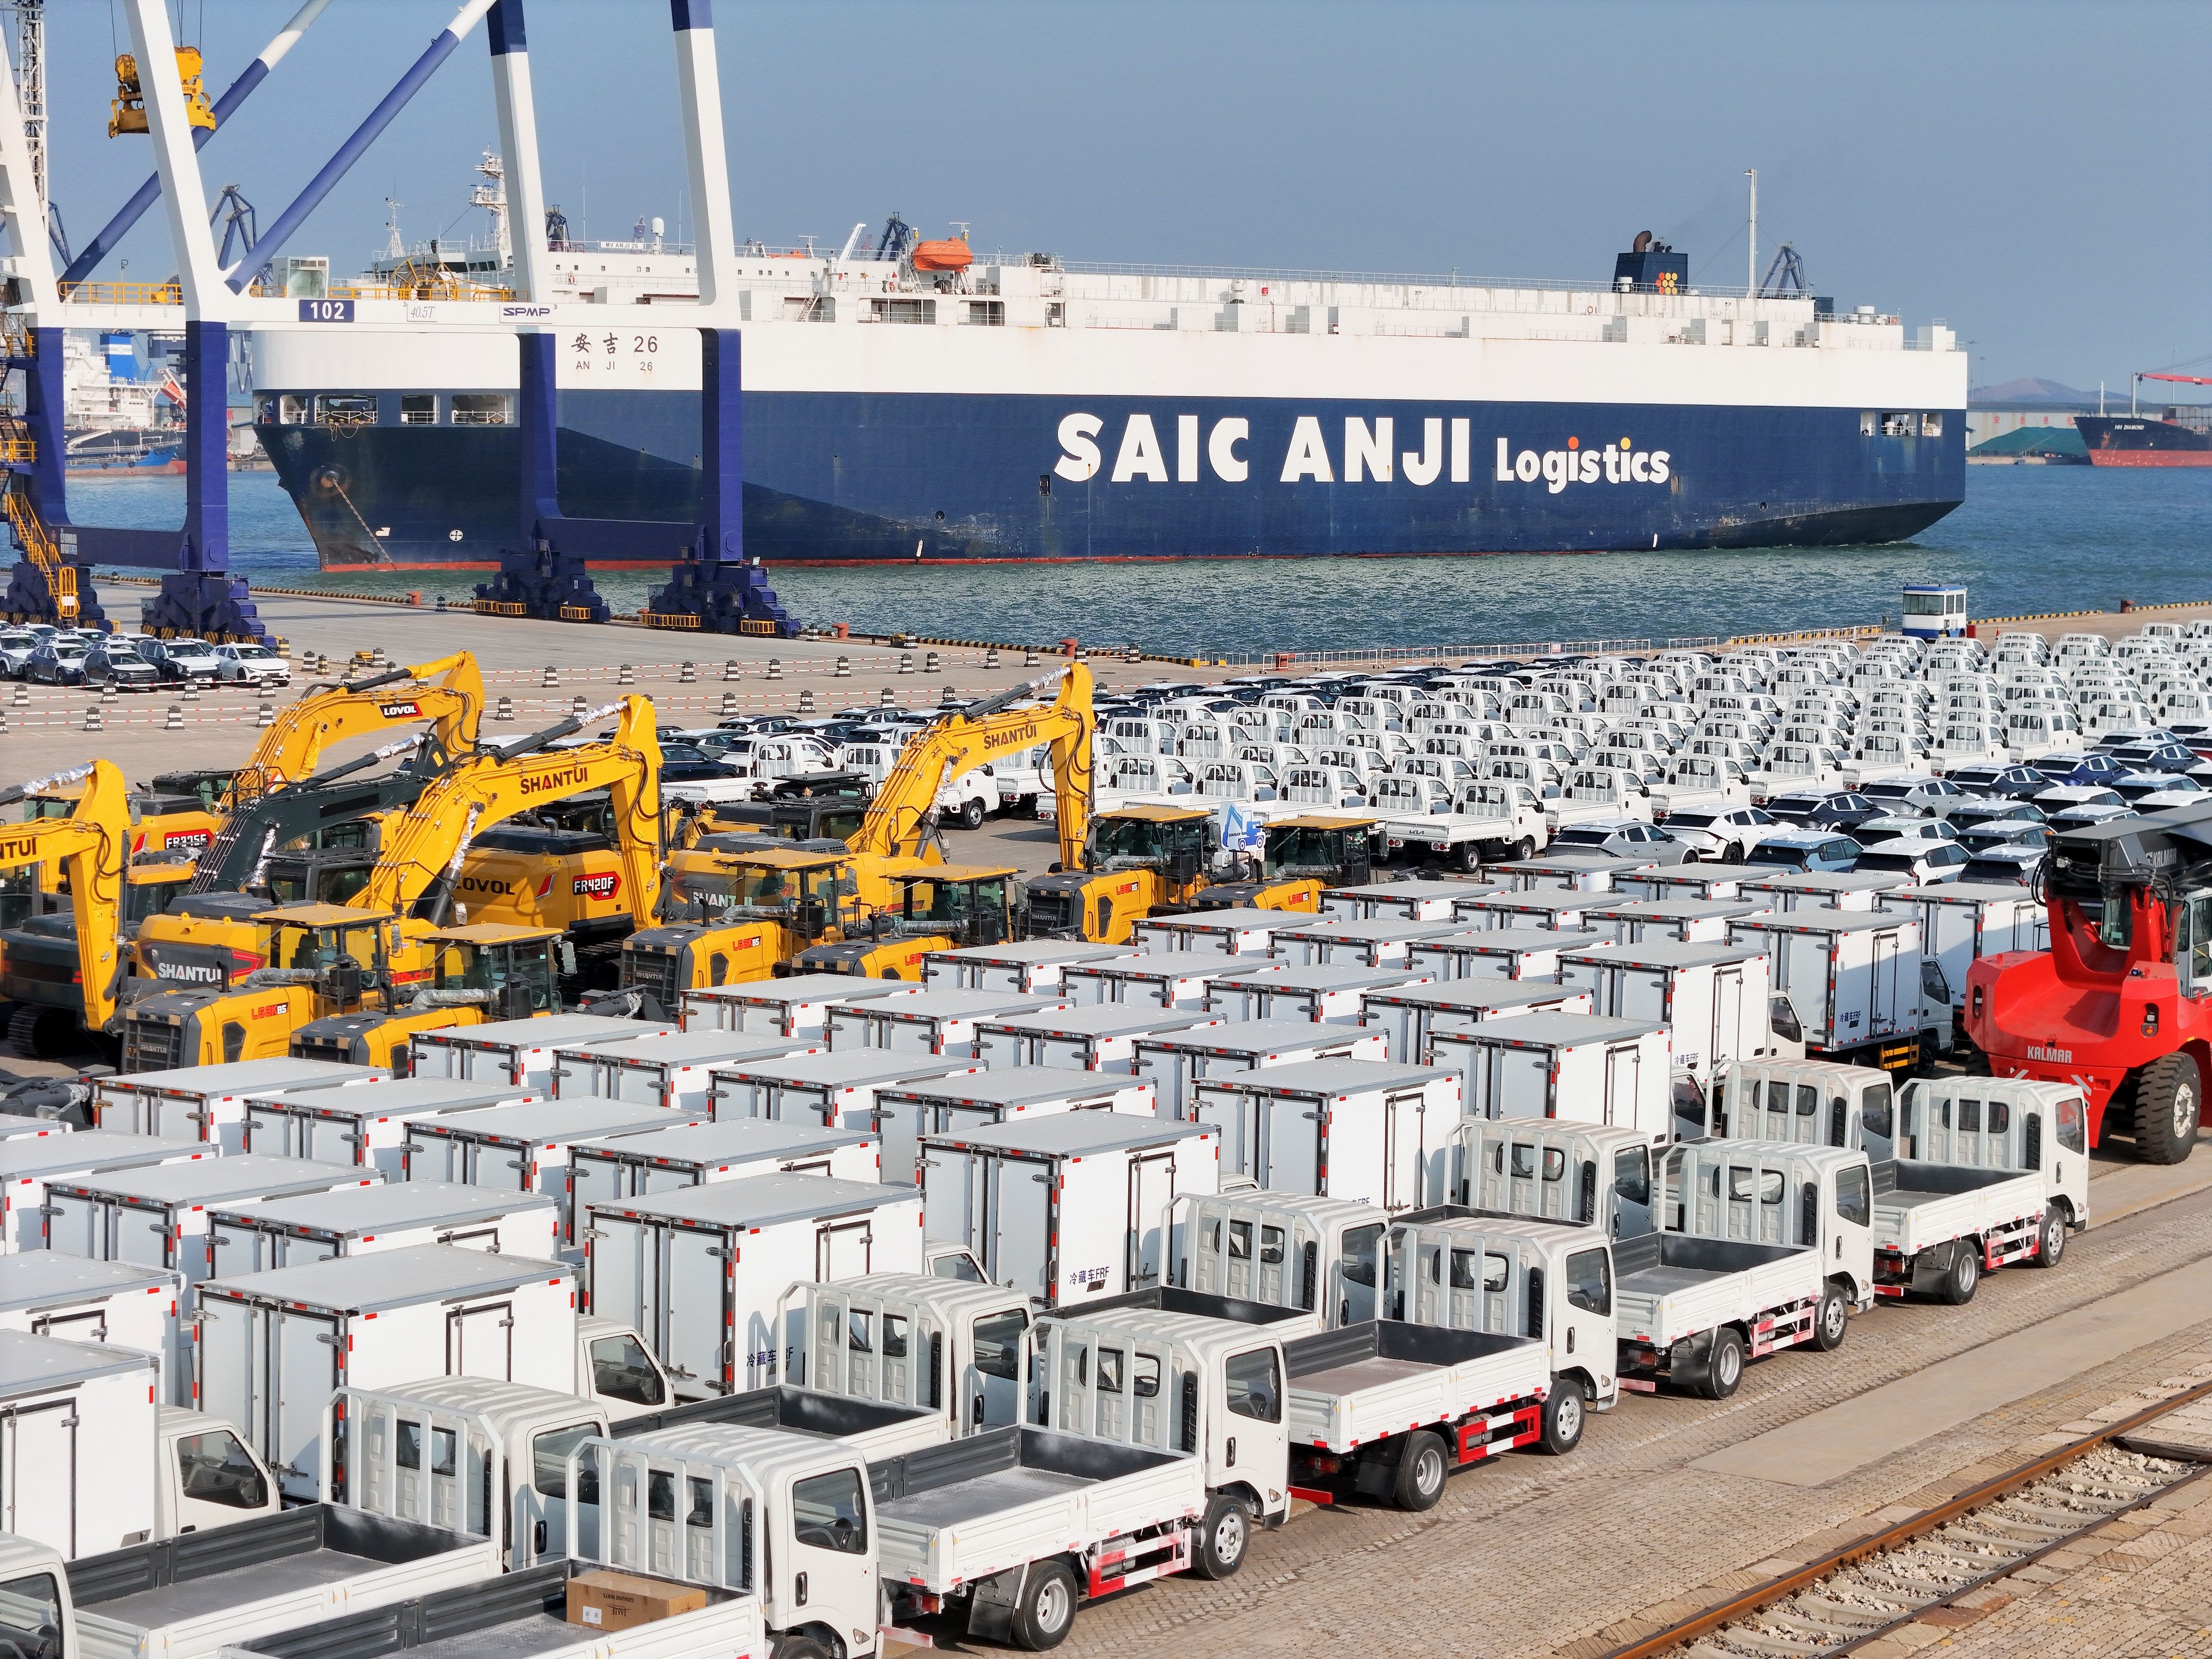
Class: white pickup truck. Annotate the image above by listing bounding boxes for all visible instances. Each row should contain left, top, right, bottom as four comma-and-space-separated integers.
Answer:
1611, 1139, 1874, 1400
839, 739, 999, 830
1547, 769, 1656, 833
1713, 1060, 2088, 1303
1369, 776, 1547, 871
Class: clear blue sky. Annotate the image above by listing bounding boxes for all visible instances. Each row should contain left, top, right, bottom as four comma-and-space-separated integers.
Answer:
36, 0, 2210, 395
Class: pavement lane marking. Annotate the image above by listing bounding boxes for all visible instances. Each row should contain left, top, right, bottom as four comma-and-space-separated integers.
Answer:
1687, 1253, 2212, 1488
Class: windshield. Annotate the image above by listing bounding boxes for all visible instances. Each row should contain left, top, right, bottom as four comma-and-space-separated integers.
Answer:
1088, 815, 1203, 869
233, 646, 275, 660
670, 860, 844, 916
440, 940, 555, 1010
900, 876, 1008, 924
273, 921, 386, 971
1264, 825, 1354, 875
1746, 843, 1809, 868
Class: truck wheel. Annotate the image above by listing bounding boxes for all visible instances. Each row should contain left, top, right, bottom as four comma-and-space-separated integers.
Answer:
957, 796, 987, 830
1812, 1284, 1849, 1352
770, 1639, 833, 1659
1191, 1494, 1251, 1578
1012, 1561, 1078, 1651
1703, 1328, 1746, 1400
1538, 1381, 1586, 1455
2133, 1053, 2201, 1165
2030, 1206, 2068, 1269
1514, 839, 1535, 862
1391, 1430, 1450, 1509
1939, 1243, 1981, 1305
1457, 842, 1482, 874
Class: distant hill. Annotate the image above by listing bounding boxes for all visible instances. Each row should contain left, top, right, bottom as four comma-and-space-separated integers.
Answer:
1971, 377, 2099, 406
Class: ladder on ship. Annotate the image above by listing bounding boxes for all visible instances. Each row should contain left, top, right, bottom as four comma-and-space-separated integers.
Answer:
0, 316, 75, 623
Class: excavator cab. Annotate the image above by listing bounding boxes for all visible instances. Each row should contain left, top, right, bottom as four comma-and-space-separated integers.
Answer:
1021, 805, 1215, 943
792, 862, 1017, 978
1193, 815, 1374, 912
429, 924, 561, 1014
290, 923, 561, 1071
618, 848, 856, 1015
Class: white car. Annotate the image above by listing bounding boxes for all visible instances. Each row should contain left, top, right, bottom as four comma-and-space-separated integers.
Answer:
1658, 804, 1776, 862
1853, 837, 1970, 884
212, 642, 290, 687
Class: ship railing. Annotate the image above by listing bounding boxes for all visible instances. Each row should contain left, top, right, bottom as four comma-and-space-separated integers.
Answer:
59, 280, 184, 306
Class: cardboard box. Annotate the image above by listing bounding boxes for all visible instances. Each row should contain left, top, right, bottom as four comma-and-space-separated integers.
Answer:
565, 1568, 708, 1631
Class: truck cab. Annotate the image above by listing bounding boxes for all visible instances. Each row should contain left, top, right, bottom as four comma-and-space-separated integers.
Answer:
158, 1406, 284, 1538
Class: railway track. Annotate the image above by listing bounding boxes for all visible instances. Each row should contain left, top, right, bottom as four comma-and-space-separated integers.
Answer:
1604, 1379, 2212, 1659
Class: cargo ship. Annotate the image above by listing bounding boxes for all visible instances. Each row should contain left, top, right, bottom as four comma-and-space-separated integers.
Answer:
2077, 373, 2212, 465
250, 217, 1969, 570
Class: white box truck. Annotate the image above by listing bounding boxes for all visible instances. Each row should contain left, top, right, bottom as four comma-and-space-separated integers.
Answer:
197, 1244, 582, 1498
207, 1181, 561, 1272
1204, 961, 1433, 1024
1358, 980, 1594, 1064
874, 1072, 1157, 1186
1320, 879, 1487, 920
924, 940, 1136, 993
1728, 909, 1926, 1068
1190, 1060, 1460, 1208
1430, 1013, 1674, 1139
680, 972, 922, 1036
93, 1058, 383, 1152
1558, 939, 1786, 1086
1740, 869, 1910, 912
0, 1254, 178, 1376
921, 1117, 1219, 1305
709, 1051, 981, 1133
1133, 1020, 1391, 1120
1582, 898, 1768, 946
974, 1005, 1223, 1073
1874, 880, 2047, 1047
404, 1098, 706, 1244
568, 1118, 881, 1209
1265, 916, 1460, 967
1612, 862, 1760, 901
1056, 956, 1276, 1009
550, 1029, 820, 1112
1406, 925, 1610, 982
0, 1131, 209, 1253
410, 1013, 674, 1090
1454, 890, 1602, 932
826, 988, 1070, 1056
583, 1173, 926, 1397
1130, 907, 1286, 957
241, 1078, 532, 1179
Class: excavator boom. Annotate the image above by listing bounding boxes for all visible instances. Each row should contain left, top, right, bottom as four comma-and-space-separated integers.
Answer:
233, 651, 486, 798
0, 762, 131, 1030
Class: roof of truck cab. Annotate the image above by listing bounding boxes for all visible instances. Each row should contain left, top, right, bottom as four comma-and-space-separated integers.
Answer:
336, 1375, 606, 1437
0, 1327, 155, 1397
53, 1155, 375, 1207
614, 1422, 852, 1486
875, 1070, 1150, 1109
1432, 1011, 1669, 1048
409, 1097, 706, 1144
925, 1114, 1216, 1157
553, 1030, 819, 1067
599, 1173, 919, 1229
0, 1251, 177, 1312
1193, 1057, 1455, 1097
0, 1131, 204, 1180
247, 1078, 531, 1117
810, 1273, 1028, 1322
202, 1243, 575, 1311
1132, 1018, 1385, 1057
206, 1179, 557, 1238
574, 1118, 872, 1165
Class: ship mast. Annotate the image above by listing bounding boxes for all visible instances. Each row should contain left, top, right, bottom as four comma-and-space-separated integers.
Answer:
472, 150, 510, 268
8, 1, 44, 214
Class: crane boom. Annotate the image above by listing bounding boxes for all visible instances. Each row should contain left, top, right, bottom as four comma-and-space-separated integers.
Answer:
0, 760, 129, 1028
236, 650, 486, 795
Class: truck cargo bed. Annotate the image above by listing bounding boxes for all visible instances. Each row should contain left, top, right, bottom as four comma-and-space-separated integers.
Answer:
1285, 1321, 1546, 1452
1872, 1159, 2044, 1258
1611, 1231, 1819, 1347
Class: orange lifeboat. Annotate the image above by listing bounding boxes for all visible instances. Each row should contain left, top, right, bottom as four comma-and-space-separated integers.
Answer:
911, 236, 973, 273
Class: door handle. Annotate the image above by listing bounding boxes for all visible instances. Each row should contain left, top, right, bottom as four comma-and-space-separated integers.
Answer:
1566, 1328, 1577, 1354
972, 1394, 984, 1428
795, 1572, 808, 1606
1225, 1436, 1237, 1467
534, 1520, 547, 1556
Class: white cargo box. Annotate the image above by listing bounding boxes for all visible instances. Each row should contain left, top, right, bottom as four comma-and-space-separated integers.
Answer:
0, 1330, 160, 1558
0, 1131, 209, 1253
410, 1013, 673, 1089
708, 1051, 980, 1133
93, 1058, 383, 1152
568, 1117, 880, 1210
1057, 955, 1278, 1010
1357, 979, 1596, 1063
45, 1155, 379, 1397
0, 1254, 179, 1389
1488, 854, 1656, 893
1730, 909, 1924, 1059
1428, 1013, 1673, 1138
1190, 1058, 1459, 1209
1582, 898, 1770, 946
551, 1029, 820, 1112
974, 1005, 1223, 1074
1610, 860, 1762, 901
208, 1180, 561, 1272
242, 1078, 533, 1180
875, 1071, 1157, 1185
1266, 915, 1462, 967
1319, 879, 1492, 920
0, 1120, 69, 1145
920, 1115, 1218, 1304
1741, 869, 1911, 913
199, 1244, 580, 1498
1453, 890, 1600, 931
679, 972, 924, 1036
825, 988, 1071, 1056
404, 1097, 705, 1244
1559, 940, 1778, 1084
1205, 961, 1433, 1024
584, 1173, 924, 1396
1406, 925, 1610, 982
923, 940, 1138, 993
1874, 881, 2047, 1020
1130, 907, 1287, 958
1131, 1018, 1391, 1120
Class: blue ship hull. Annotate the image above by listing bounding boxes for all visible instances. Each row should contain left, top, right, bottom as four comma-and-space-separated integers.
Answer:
260, 390, 1964, 569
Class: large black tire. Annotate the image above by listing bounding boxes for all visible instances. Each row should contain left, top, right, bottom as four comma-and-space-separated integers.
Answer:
956, 796, 987, 831
1939, 1242, 1981, 1306
2030, 1205, 2068, 1270
1538, 1380, 1586, 1455
770, 1639, 833, 1659
1011, 1561, 1078, 1651
1190, 1494, 1251, 1579
1702, 1327, 1746, 1400
1390, 1430, 1449, 1509
1812, 1282, 1849, 1352
2133, 1053, 2201, 1165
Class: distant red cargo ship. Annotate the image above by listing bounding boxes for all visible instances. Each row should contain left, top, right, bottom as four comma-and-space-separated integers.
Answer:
2078, 372, 2212, 466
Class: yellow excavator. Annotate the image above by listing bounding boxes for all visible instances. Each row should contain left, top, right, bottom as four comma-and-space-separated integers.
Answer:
117, 698, 661, 1072
1187, 815, 1371, 912
0, 763, 130, 1061
222, 650, 486, 802
612, 666, 1094, 1008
